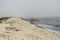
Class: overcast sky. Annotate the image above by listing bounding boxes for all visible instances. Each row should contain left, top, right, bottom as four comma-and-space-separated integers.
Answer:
0, 0, 60, 18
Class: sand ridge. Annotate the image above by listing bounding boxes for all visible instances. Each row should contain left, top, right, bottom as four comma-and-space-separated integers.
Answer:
0, 17, 60, 40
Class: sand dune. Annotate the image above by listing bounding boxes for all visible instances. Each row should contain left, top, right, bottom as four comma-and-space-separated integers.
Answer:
0, 17, 60, 40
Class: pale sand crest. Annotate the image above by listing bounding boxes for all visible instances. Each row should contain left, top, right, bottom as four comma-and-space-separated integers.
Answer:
0, 17, 60, 40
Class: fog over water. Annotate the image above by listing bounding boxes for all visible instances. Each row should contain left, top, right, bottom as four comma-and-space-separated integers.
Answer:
0, 0, 60, 18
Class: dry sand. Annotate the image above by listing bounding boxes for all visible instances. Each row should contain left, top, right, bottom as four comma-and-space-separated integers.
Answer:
0, 17, 60, 40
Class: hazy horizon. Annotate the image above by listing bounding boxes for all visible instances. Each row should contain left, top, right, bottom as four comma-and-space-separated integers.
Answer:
0, 0, 60, 18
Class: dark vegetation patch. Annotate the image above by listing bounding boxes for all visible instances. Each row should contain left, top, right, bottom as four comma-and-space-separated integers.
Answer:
0, 17, 11, 23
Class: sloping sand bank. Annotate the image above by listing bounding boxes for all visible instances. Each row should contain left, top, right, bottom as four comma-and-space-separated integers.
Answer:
0, 17, 60, 40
